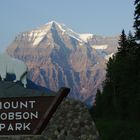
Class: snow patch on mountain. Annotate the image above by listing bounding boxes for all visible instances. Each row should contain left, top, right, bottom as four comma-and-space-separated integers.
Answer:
105, 53, 114, 60
91, 45, 108, 50
25, 21, 95, 45
46, 21, 94, 43
32, 21, 85, 44
32, 31, 46, 46
46, 21, 65, 32
79, 34, 93, 42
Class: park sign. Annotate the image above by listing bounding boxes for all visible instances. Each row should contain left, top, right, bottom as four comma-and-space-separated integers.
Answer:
0, 87, 70, 135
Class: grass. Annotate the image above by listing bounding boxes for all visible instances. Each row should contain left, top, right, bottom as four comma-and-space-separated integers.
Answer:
94, 118, 140, 140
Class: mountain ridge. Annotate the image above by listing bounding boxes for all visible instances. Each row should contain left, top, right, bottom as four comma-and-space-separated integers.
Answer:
7, 21, 119, 107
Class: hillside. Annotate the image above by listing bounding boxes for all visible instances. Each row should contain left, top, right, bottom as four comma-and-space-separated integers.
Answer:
7, 21, 119, 106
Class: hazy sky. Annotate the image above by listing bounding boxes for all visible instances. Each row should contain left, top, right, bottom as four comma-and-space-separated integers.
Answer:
0, 0, 134, 52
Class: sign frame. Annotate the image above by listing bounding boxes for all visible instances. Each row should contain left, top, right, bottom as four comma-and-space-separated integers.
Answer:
0, 87, 70, 135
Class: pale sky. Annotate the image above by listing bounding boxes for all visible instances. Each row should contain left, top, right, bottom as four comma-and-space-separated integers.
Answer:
0, 0, 134, 52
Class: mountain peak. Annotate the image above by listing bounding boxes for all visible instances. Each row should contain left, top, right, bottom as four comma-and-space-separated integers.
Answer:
28, 21, 93, 43
47, 20, 60, 27
48, 20, 60, 25
7, 21, 119, 107
44, 21, 84, 42
45, 20, 63, 31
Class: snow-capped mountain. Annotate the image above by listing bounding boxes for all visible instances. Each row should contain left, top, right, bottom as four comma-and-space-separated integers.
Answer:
7, 21, 119, 107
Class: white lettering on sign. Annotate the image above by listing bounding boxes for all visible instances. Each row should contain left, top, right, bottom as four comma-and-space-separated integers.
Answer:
0, 100, 36, 110
0, 100, 39, 132
23, 123, 31, 130
1, 113, 7, 120
16, 123, 22, 131
3, 102, 10, 109
0, 111, 38, 120
0, 124, 5, 131
7, 124, 14, 131
0, 123, 31, 131
16, 112, 22, 120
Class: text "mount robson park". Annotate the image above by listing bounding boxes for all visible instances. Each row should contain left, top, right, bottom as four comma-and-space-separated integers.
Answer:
0, 100, 38, 131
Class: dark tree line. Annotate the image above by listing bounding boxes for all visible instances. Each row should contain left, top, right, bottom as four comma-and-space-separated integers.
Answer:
91, 0, 140, 120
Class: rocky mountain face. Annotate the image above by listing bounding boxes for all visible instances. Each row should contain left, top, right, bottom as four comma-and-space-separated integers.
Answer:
7, 21, 119, 107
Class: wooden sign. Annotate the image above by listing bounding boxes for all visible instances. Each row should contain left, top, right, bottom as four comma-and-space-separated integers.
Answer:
0, 87, 70, 135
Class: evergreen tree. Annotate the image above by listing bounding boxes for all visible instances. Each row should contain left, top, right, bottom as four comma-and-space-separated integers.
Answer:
134, 0, 140, 42
134, 1, 140, 112
118, 29, 128, 55
93, 0, 140, 120
127, 31, 137, 50
133, 0, 140, 78
95, 30, 138, 119
93, 89, 102, 117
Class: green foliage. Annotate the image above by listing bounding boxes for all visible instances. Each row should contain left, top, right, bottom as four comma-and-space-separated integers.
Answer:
90, 1, 140, 139
94, 119, 140, 140
92, 0, 140, 121
94, 89, 102, 117
95, 30, 139, 120
118, 29, 128, 55
134, 0, 140, 41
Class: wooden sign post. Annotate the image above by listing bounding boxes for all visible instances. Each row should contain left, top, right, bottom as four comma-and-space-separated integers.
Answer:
0, 87, 70, 135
